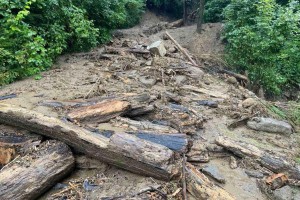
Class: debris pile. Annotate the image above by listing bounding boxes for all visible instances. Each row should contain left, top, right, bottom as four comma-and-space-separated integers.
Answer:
0, 17, 299, 200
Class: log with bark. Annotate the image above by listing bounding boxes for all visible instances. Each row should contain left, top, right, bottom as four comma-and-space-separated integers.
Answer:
67, 100, 131, 123
216, 136, 300, 180
185, 162, 235, 200
220, 69, 249, 83
0, 140, 75, 200
0, 103, 178, 180
125, 105, 155, 117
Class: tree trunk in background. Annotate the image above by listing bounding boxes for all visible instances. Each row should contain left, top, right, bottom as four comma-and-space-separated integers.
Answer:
197, 0, 205, 33
183, 0, 188, 25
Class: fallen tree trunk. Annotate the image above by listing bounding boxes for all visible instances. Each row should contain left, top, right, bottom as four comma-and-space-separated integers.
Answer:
125, 105, 155, 117
165, 32, 198, 67
105, 47, 150, 55
67, 100, 131, 123
0, 103, 178, 180
216, 136, 300, 180
185, 162, 235, 200
0, 140, 74, 200
220, 69, 249, 83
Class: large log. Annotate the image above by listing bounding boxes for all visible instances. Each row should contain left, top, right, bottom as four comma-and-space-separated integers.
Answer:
0, 103, 178, 180
185, 162, 235, 200
216, 136, 300, 180
0, 140, 74, 200
67, 100, 131, 123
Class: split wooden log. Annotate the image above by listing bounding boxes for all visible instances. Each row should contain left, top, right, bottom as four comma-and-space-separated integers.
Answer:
0, 140, 75, 200
67, 100, 131, 123
0, 125, 42, 166
185, 162, 235, 200
0, 103, 178, 180
115, 117, 178, 134
165, 32, 198, 67
181, 85, 229, 99
125, 105, 155, 117
216, 136, 300, 180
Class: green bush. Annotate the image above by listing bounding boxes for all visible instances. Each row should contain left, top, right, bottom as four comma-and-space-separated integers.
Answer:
204, 0, 230, 22
147, 0, 183, 18
223, 0, 300, 96
0, 0, 145, 85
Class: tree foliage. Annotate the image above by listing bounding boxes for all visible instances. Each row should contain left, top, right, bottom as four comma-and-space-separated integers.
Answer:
223, 0, 300, 96
0, 0, 145, 85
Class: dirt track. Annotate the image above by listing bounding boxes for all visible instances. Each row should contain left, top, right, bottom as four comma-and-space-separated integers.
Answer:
0, 11, 299, 200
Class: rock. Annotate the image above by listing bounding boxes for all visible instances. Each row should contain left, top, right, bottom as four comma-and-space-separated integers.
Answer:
147, 40, 167, 57
145, 60, 152, 66
185, 66, 204, 80
139, 76, 157, 87
247, 117, 293, 134
242, 98, 257, 108
174, 75, 187, 85
245, 170, 264, 178
202, 164, 226, 184
168, 47, 177, 53
197, 100, 218, 108
229, 156, 238, 169
227, 76, 238, 85
273, 186, 292, 200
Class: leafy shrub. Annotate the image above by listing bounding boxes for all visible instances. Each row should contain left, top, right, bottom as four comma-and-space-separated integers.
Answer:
0, 0, 145, 85
204, 0, 230, 22
147, 0, 183, 18
223, 0, 300, 96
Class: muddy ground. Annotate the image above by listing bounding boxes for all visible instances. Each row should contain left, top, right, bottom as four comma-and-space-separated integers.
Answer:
0, 11, 299, 200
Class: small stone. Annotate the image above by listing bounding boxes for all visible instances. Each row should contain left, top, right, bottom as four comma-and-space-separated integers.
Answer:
245, 170, 264, 178
247, 117, 293, 134
174, 75, 187, 85
169, 47, 177, 53
185, 66, 204, 80
147, 40, 167, 57
139, 76, 157, 87
227, 76, 238, 85
145, 60, 152, 66
242, 98, 257, 108
230, 156, 238, 169
197, 100, 218, 108
202, 164, 226, 183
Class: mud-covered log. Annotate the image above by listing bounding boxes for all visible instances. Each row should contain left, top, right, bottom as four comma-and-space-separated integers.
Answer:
105, 46, 150, 55
185, 162, 235, 200
67, 100, 130, 123
0, 140, 74, 200
0, 103, 178, 180
115, 117, 178, 133
216, 136, 300, 180
95, 129, 189, 153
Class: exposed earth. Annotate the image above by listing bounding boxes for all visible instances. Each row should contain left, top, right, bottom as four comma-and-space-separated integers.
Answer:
0, 11, 299, 200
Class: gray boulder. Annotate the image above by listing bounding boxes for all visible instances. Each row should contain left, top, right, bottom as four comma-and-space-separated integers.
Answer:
247, 117, 292, 134
147, 41, 167, 57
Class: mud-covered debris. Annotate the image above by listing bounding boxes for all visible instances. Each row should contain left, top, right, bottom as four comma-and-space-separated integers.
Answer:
247, 117, 293, 134
83, 179, 99, 191
197, 100, 218, 108
139, 76, 157, 87
230, 156, 238, 169
0, 93, 17, 101
226, 76, 238, 85
242, 98, 257, 108
173, 75, 187, 85
273, 186, 300, 200
147, 40, 167, 57
202, 164, 226, 184
245, 170, 264, 179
